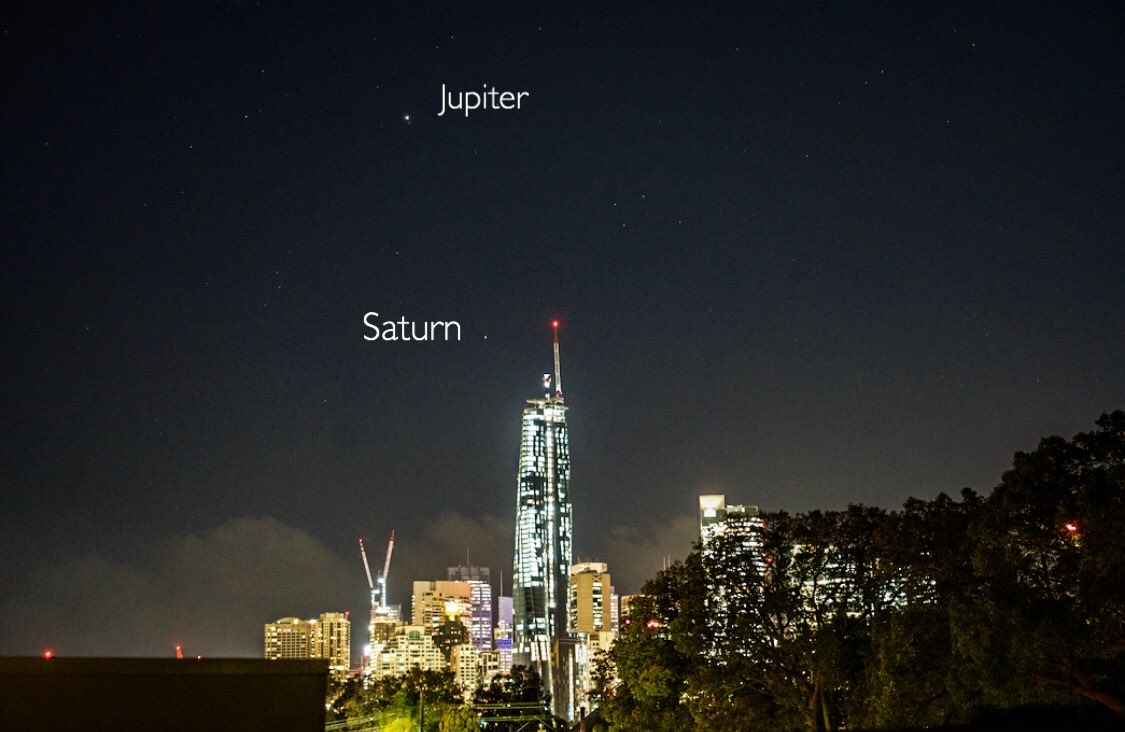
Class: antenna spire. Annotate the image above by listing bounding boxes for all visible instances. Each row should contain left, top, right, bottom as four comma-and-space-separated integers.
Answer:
552, 320, 562, 398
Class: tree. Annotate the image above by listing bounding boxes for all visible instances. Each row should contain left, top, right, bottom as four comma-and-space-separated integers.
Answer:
600, 411, 1125, 729
858, 489, 981, 728
474, 664, 547, 706
965, 411, 1125, 713
473, 666, 557, 730
600, 559, 697, 731
328, 667, 463, 730
438, 705, 478, 732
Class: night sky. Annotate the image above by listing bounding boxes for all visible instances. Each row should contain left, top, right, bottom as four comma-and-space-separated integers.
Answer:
2, 3, 1122, 661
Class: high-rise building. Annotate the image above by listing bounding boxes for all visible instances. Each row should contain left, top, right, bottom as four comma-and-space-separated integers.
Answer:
568, 562, 616, 715
699, 494, 766, 575
513, 321, 576, 719
568, 562, 613, 637
265, 613, 351, 683
314, 612, 352, 683
412, 580, 473, 635
699, 495, 767, 658
618, 595, 638, 625
264, 617, 314, 660
447, 565, 494, 651
451, 643, 481, 701
373, 625, 446, 678
495, 595, 513, 675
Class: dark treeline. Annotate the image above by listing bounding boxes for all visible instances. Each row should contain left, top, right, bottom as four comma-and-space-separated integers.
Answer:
595, 411, 1124, 731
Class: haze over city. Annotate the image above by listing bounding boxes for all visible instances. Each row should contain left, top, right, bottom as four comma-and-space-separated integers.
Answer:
2, 1, 1122, 675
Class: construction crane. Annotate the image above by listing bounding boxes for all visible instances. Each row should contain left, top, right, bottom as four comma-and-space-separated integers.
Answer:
358, 538, 377, 618
378, 530, 395, 616
360, 531, 396, 619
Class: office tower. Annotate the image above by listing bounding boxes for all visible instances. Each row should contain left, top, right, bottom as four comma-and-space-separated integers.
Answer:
448, 565, 494, 651
699, 494, 766, 575
495, 595, 513, 675
264, 617, 315, 659
411, 580, 473, 635
513, 321, 576, 719
568, 563, 613, 639
568, 562, 617, 714
265, 613, 351, 683
314, 612, 352, 683
698, 495, 767, 659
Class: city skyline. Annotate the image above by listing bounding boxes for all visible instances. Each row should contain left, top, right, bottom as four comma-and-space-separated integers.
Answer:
2, 3, 1123, 665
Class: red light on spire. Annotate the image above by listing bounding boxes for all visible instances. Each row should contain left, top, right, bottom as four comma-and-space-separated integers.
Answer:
551, 320, 563, 397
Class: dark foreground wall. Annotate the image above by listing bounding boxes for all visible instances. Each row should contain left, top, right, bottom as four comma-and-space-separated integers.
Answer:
0, 657, 328, 732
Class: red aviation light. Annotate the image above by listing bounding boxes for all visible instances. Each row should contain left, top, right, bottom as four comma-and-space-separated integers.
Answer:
552, 320, 559, 328
645, 619, 662, 629
43, 650, 54, 659
1064, 521, 1080, 535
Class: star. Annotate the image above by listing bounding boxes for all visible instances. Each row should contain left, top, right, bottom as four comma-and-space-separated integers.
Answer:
403, 114, 412, 124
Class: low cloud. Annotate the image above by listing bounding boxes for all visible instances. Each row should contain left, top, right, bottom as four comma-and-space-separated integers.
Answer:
601, 513, 699, 595
424, 512, 513, 571
1, 511, 699, 658
384, 511, 515, 610
2, 516, 354, 658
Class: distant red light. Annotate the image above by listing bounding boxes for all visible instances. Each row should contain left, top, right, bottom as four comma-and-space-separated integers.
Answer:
43, 650, 53, 659
646, 619, 661, 629
552, 320, 559, 328
1064, 521, 1079, 535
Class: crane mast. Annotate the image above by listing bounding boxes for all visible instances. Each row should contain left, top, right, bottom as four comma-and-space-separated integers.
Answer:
358, 538, 376, 611
378, 530, 395, 615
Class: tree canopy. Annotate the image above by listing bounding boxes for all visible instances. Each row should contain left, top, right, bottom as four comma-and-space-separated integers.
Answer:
598, 411, 1125, 731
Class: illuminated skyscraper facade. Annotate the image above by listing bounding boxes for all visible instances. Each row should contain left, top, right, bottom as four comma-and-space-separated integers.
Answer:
699, 494, 766, 574
264, 617, 314, 660
447, 565, 494, 651
314, 612, 352, 683
568, 562, 616, 715
264, 613, 351, 683
513, 322, 576, 719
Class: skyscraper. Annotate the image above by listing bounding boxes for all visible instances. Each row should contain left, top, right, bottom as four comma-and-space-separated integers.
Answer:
447, 564, 494, 651
411, 580, 473, 635
264, 612, 351, 683
264, 617, 314, 660
513, 321, 576, 719
699, 494, 766, 574
495, 594, 513, 675
314, 612, 352, 683
568, 562, 616, 715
